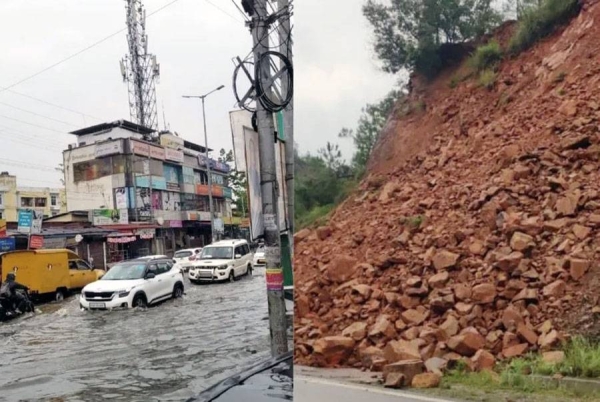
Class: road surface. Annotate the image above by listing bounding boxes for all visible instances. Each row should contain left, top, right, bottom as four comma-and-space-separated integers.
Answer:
295, 367, 457, 402
0, 268, 288, 401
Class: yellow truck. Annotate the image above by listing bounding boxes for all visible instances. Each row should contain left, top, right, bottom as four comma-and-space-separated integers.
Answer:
0, 249, 105, 301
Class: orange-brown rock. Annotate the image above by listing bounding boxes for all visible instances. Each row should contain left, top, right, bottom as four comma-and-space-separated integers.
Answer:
369, 315, 397, 339
569, 258, 590, 281
383, 340, 422, 363
472, 283, 497, 304
471, 349, 496, 371
401, 309, 427, 325
411, 373, 441, 388
517, 323, 539, 345
313, 336, 356, 364
543, 280, 567, 298
383, 360, 424, 385
510, 232, 535, 252
316, 226, 332, 241
503, 343, 529, 358
432, 250, 460, 270
327, 256, 359, 283
447, 332, 485, 357
342, 322, 368, 341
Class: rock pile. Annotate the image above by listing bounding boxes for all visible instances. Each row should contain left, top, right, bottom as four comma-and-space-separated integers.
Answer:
294, 0, 600, 387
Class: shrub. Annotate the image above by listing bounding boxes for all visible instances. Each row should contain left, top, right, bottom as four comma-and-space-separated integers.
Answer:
509, 0, 581, 54
479, 69, 497, 90
469, 40, 503, 71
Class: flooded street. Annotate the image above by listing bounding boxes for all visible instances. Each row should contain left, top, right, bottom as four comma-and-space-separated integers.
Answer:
0, 269, 276, 402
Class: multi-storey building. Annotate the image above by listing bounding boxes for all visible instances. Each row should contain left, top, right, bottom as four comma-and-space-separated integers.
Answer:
0, 172, 66, 222
62, 120, 232, 261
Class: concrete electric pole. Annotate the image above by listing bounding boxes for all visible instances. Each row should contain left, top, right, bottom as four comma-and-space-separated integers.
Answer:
251, 0, 288, 357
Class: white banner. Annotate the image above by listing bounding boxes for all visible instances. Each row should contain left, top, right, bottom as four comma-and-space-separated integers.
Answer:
95, 140, 123, 158
243, 127, 264, 241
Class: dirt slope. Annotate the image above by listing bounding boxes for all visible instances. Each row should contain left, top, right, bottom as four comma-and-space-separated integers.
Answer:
295, 0, 600, 371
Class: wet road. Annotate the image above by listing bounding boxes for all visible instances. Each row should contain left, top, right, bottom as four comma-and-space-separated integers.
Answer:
0, 269, 278, 402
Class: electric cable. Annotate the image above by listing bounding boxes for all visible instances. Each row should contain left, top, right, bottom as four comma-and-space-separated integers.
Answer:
0, 101, 79, 128
254, 51, 293, 113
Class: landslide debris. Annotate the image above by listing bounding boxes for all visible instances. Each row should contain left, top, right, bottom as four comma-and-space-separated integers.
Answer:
294, 0, 600, 387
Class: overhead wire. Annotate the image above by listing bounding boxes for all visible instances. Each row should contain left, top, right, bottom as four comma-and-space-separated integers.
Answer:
0, 114, 68, 134
0, 101, 80, 128
0, 0, 185, 124
202, 0, 245, 23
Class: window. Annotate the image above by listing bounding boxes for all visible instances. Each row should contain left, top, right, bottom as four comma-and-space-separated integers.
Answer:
243, 245, 250, 255
35, 198, 47, 207
0, 193, 3, 205
156, 262, 170, 274
73, 157, 113, 182
0, 211, 3, 219
21, 197, 33, 207
50, 194, 57, 206
148, 264, 158, 275
77, 260, 91, 270
235, 246, 246, 257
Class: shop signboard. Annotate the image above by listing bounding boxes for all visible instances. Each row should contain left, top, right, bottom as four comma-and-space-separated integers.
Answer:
0, 219, 6, 237
136, 228, 155, 239
196, 184, 223, 197
223, 187, 233, 199
186, 212, 198, 221
135, 176, 167, 190
160, 133, 184, 150
69, 145, 97, 163
130, 139, 166, 160
213, 161, 230, 173
29, 235, 44, 249
92, 209, 128, 225
17, 210, 33, 234
0, 237, 15, 252
108, 236, 136, 244
214, 218, 224, 232
95, 140, 123, 158
44, 237, 67, 249
198, 211, 211, 221
165, 148, 184, 163
169, 220, 183, 228
114, 188, 129, 209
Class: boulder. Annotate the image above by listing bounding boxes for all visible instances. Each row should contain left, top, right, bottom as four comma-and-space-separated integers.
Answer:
447, 332, 486, 357
472, 283, 497, 304
383, 340, 422, 363
432, 250, 460, 270
316, 226, 332, 241
543, 280, 567, 298
411, 373, 441, 388
313, 336, 356, 364
327, 256, 359, 283
342, 322, 368, 341
471, 349, 496, 371
503, 343, 529, 358
383, 359, 424, 385
569, 258, 590, 281
510, 232, 535, 252
401, 309, 427, 325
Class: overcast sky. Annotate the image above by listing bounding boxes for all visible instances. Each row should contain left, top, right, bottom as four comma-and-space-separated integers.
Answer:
0, 0, 395, 188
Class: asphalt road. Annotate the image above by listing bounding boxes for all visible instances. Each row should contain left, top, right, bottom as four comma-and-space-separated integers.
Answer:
295, 367, 457, 402
0, 268, 281, 402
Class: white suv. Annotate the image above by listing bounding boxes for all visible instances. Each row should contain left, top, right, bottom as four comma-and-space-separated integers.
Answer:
80, 258, 184, 309
173, 248, 202, 272
188, 240, 253, 283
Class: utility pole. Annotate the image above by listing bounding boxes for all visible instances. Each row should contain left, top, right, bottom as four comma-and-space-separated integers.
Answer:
183, 85, 224, 244
278, 0, 294, 248
251, 0, 288, 357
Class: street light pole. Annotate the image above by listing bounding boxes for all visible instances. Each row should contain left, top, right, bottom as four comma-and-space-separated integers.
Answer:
183, 85, 224, 244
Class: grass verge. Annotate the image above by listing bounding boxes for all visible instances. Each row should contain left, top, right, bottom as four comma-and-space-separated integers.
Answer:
509, 0, 581, 54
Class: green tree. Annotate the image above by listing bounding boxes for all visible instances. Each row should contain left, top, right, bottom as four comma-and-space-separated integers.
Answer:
363, 0, 502, 75
219, 148, 249, 217
339, 89, 403, 174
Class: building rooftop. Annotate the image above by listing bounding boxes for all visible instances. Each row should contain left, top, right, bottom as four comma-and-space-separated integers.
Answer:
69, 120, 154, 136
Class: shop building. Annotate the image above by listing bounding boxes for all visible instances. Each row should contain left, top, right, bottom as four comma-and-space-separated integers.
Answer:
62, 120, 234, 262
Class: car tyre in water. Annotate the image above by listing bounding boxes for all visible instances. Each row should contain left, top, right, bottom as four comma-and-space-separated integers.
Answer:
172, 283, 184, 298
229, 271, 235, 282
132, 293, 147, 308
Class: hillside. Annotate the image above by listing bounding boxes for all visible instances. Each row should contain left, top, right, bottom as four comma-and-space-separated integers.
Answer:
294, 0, 600, 372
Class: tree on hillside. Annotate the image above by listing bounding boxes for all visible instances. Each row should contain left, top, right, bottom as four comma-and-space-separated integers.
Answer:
363, 0, 502, 75
339, 89, 403, 174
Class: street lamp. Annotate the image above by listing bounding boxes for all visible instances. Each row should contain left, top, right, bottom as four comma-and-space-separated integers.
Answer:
183, 85, 225, 244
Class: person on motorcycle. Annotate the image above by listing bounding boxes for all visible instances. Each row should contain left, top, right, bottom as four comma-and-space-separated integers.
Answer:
0, 273, 29, 313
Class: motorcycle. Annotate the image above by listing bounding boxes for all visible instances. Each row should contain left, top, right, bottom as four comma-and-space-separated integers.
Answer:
0, 289, 35, 322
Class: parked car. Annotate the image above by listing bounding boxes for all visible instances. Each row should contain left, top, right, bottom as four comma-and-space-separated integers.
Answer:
173, 248, 202, 272
134, 255, 169, 262
252, 245, 265, 268
188, 240, 253, 283
0, 249, 105, 302
80, 258, 184, 310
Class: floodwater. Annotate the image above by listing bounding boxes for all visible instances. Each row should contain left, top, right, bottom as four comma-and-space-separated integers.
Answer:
0, 269, 278, 402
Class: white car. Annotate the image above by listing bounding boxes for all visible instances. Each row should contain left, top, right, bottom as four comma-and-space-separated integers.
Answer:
252, 245, 265, 267
173, 248, 202, 272
188, 239, 253, 283
80, 258, 184, 310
